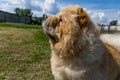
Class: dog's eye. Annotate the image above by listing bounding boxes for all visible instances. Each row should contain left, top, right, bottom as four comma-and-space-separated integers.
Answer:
58, 16, 63, 23
82, 16, 85, 19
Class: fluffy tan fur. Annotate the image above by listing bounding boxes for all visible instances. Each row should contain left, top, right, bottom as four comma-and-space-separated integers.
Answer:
43, 6, 120, 80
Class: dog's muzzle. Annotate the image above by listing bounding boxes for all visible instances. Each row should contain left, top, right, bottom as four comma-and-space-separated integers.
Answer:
42, 15, 59, 43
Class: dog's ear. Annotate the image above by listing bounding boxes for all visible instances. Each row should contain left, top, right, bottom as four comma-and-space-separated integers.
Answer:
77, 8, 89, 27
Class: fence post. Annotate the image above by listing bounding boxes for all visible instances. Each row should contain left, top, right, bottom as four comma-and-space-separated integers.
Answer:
107, 25, 111, 33
100, 24, 103, 33
4, 12, 6, 22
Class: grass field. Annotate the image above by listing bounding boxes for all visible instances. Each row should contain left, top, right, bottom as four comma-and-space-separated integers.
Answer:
1, 23, 119, 80
0, 23, 53, 80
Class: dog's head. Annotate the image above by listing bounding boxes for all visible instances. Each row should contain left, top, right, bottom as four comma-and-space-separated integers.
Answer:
43, 6, 99, 58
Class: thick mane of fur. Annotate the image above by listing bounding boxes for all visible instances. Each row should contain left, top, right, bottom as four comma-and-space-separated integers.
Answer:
43, 6, 120, 80
52, 6, 101, 60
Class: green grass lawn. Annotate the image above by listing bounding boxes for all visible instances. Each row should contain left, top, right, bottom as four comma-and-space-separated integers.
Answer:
0, 23, 53, 80
0, 22, 41, 29
0, 23, 120, 80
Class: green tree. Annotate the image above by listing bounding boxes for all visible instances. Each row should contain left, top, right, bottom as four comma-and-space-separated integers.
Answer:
14, 8, 20, 15
32, 17, 43, 25
109, 20, 118, 26
14, 8, 33, 24
14, 8, 33, 17
109, 20, 118, 32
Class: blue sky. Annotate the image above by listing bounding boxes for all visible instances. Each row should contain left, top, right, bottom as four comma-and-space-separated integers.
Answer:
0, 0, 120, 24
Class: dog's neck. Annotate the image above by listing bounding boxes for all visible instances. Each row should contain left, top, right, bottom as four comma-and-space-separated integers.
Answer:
51, 33, 104, 66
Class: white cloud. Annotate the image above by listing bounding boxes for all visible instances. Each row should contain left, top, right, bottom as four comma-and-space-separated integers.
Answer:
0, 0, 59, 16
25, 0, 42, 11
32, 10, 43, 17
118, 20, 120, 25
88, 11, 108, 24
8, 0, 42, 12
0, 0, 25, 12
0, 3, 10, 11
0, 0, 120, 25
31, 0, 42, 7
1, 0, 24, 5
91, 12, 105, 20
118, 11, 120, 17
42, 0, 59, 15
117, 12, 120, 25
31, 0, 60, 16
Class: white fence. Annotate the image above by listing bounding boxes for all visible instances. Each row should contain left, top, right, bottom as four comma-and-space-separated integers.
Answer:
102, 26, 120, 31
100, 25, 120, 33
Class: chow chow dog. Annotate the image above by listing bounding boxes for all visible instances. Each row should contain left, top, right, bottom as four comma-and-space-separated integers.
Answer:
42, 6, 120, 80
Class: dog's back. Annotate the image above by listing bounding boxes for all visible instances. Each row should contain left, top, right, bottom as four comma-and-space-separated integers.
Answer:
100, 34, 120, 80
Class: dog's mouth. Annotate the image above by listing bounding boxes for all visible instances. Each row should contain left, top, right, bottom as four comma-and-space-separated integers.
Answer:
46, 31, 59, 43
